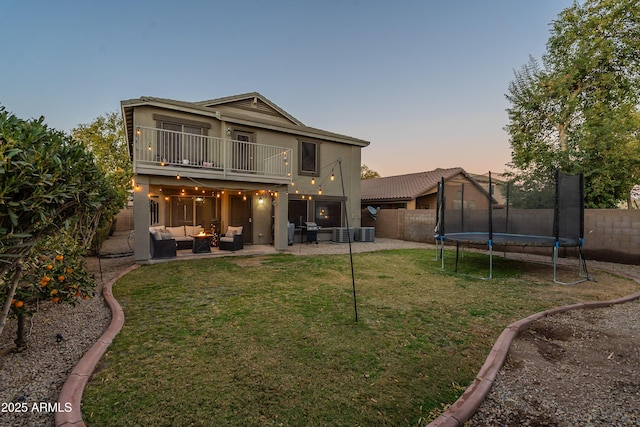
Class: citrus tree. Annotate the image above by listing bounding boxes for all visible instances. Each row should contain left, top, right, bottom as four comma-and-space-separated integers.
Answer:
0, 107, 119, 341
4, 232, 95, 347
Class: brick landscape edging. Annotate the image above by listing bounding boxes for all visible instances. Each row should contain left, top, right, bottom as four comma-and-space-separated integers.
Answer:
55, 264, 140, 427
427, 271, 640, 427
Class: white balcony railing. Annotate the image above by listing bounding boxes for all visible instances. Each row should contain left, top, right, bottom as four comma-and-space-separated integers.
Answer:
134, 126, 292, 181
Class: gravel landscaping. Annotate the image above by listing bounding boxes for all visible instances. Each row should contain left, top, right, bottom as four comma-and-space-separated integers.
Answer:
466, 298, 640, 427
0, 254, 132, 427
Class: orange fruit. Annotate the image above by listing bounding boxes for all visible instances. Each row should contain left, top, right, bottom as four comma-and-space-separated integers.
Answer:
51, 297, 60, 304
58, 275, 65, 282
51, 289, 58, 295
55, 255, 64, 261
14, 300, 24, 308
65, 268, 73, 274
10, 299, 16, 306
46, 264, 53, 270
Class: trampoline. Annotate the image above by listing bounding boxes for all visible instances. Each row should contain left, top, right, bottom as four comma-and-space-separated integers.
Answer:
434, 170, 591, 284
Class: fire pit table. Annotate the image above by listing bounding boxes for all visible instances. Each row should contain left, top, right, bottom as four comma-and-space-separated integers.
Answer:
191, 233, 213, 253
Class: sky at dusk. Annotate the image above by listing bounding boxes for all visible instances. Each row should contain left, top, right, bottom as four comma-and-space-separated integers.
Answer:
1, 0, 577, 177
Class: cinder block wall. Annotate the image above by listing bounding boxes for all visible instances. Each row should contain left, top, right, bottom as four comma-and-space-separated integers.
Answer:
362, 208, 640, 265
114, 206, 134, 232
584, 209, 640, 264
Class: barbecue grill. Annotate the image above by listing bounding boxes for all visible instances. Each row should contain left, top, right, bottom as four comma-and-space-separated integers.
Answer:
304, 221, 319, 244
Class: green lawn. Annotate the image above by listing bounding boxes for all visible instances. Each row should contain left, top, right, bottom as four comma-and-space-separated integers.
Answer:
82, 249, 638, 426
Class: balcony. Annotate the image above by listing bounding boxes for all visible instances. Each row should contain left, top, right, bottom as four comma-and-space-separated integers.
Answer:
133, 126, 292, 184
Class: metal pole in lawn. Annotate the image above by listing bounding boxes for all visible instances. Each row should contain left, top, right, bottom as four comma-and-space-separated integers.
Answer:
338, 158, 358, 323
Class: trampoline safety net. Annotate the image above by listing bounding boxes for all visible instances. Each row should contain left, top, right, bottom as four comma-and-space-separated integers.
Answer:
436, 170, 584, 245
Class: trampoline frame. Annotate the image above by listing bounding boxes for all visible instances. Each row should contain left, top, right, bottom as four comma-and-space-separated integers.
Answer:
434, 170, 591, 285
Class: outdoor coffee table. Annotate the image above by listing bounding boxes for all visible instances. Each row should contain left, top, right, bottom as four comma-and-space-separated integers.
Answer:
191, 234, 212, 253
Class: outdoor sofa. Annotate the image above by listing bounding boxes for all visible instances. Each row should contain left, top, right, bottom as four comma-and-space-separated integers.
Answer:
149, 225, 205, 258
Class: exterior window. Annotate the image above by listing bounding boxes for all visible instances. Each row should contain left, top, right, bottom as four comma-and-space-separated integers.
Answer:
314, 200, 341, 227
299, 141, 318, 175
149, 199, 159, 225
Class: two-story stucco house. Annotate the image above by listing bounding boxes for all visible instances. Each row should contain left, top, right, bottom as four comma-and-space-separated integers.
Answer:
122, 92, 369, 262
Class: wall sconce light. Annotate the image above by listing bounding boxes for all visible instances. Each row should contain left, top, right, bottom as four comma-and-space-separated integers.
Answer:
226, 128, 232, 136
311, 178, 316, 185
330, 173, 335, 181
176, 174, 181, 180
318, 187, 322, 195
258, 196, 264, 204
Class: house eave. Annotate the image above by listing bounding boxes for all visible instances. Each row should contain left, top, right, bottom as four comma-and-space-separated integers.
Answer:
121, 96, 370, 148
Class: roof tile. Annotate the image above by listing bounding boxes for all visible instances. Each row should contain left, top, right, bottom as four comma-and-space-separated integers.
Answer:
361, 167, 465, 201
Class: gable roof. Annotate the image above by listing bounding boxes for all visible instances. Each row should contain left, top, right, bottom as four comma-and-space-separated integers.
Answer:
361, 167, 467, 202
195, 92, 304, 126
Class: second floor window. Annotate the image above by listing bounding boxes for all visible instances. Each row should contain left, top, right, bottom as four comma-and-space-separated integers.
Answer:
299, 141, 318, 175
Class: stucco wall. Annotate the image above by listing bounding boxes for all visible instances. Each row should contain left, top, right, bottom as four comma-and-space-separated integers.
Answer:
362, 208, 640, 264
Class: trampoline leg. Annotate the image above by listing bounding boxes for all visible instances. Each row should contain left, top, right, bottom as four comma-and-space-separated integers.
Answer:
578, 246, 592, 281
455, 242, 459, 273
553, 246, 558, 283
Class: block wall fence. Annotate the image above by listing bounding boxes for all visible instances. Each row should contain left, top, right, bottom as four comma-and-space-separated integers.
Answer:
361, 208, 640, 265
114, 205, 134, 232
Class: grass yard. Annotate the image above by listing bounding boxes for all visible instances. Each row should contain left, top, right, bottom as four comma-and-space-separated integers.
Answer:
82, 249, 638, 426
